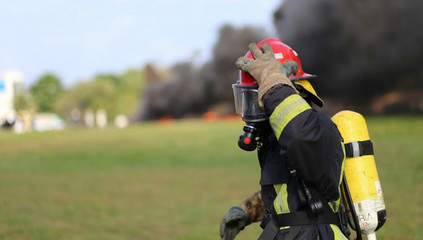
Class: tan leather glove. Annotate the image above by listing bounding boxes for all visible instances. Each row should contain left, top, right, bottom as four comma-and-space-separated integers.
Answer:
236, 42, 299, 107
220, 191, 265, 240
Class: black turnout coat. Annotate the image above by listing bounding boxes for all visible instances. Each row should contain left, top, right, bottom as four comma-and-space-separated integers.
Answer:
257, 86, 347, 240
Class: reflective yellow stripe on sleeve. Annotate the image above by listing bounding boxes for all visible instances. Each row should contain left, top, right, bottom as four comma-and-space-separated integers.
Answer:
269, 94, 311, 140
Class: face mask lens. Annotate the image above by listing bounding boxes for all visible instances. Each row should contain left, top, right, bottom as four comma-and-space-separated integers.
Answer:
233, 84, 268, 122
232, 84, 243, 114
241, 89, 267, 121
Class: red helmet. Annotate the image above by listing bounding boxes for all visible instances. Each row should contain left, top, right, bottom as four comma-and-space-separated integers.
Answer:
238, 38, 314, 86
236, 38, 323, 107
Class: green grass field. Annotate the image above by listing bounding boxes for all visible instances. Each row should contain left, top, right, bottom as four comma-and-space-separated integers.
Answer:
0, 116, 422, 240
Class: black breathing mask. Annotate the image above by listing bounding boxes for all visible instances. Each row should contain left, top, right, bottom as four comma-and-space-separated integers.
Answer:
238, 123, 259, 151
232, 83, 270, 152
237, 121, 271, 151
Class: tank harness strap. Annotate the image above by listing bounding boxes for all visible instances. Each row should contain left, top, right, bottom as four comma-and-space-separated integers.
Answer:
258, 206, 346, 240
258, 183, 350, 240
258, 218, 279, 240
344, 140, 373, 158
274, 209, 340, 226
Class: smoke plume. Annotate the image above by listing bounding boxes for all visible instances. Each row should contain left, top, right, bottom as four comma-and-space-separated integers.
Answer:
140, 24, 266, 120
273, 0, 423, 103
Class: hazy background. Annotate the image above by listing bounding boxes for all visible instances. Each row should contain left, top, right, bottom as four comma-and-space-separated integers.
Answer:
0, 1, 422, 240
0, 0, 280, 86
2, 0, 422, 122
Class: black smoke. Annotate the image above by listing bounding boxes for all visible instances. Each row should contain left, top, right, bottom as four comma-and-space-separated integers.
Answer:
273, 0, 423, 103
140, 24, 266, 120
206, 25, 267, 103
140, 63, 206, 119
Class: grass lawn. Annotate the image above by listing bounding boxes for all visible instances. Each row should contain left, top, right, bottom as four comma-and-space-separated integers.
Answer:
0, 116, 422, 240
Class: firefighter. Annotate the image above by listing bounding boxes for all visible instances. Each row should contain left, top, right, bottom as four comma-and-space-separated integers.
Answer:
220, 39, 349, 240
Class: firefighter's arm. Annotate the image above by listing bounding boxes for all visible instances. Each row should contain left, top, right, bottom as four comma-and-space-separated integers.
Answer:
263, 86, 344, 201
220, 190, 265, 240
239, 190, 265, 223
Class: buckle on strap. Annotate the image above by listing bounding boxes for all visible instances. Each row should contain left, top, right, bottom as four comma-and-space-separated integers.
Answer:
338, 211, 351, 237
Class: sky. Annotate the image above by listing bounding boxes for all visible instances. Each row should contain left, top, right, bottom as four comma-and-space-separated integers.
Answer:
0, 0, 281, 86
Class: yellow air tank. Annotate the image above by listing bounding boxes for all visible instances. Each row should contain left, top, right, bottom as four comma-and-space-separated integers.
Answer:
332, 111, 386, 240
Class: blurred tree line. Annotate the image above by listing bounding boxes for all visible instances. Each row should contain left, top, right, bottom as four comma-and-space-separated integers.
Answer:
14, 74, 62, 113
15, 69, 146, 122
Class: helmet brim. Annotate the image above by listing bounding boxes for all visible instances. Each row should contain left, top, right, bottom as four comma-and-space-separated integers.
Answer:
294, 78, 324, 108
289, 73, 318, 82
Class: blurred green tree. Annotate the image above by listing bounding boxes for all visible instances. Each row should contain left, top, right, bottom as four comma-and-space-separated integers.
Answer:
54, 68, 145, 122
54, 80, 117, 119
14, 91, 35, 111
30, 73, 63, 112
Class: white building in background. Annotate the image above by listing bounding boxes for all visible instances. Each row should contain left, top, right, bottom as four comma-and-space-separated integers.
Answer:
33, 113, 65, 132
96, 109, 107, 128
0, 70, 23, 125
84, 109, 95, 128
114, 114, 129, 128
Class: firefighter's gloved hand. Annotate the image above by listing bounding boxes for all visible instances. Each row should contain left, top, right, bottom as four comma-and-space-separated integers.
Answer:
220, 206, 249, 240
282, 60, 299, 77
236, 42, 299, 107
